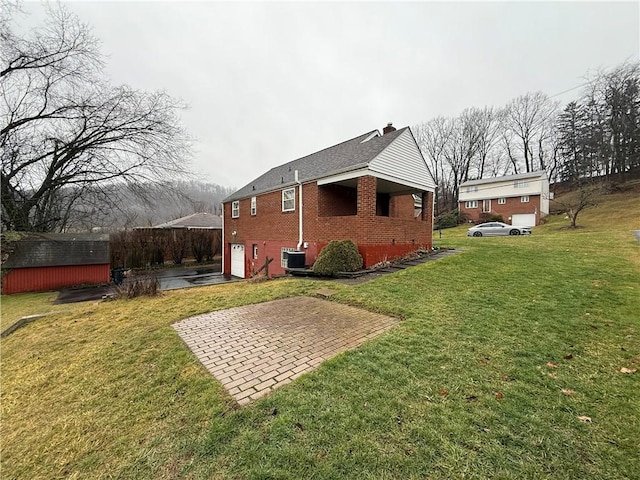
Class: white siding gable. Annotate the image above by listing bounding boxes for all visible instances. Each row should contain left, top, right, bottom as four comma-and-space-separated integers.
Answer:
369, 129, 436, 190
459, 175, 548, 202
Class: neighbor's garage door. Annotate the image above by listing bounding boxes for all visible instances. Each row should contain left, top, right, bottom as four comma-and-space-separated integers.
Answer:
512, 214, 536, 227
231, 244, 245, 278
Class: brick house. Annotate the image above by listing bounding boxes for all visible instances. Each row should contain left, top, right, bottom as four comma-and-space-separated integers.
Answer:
222, 124, 436, 278
458, 171, 550, 226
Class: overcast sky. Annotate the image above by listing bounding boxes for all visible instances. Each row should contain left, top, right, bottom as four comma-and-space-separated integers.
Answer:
20, 1, 640, 190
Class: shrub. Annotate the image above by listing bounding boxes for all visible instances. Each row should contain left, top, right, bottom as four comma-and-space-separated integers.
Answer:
116, 275, 160, 298
479, 212, 504, 223
435, 210, 466, 229
312, 240, 363, 276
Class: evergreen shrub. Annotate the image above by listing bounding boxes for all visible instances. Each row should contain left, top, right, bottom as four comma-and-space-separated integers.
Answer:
312, 240, 363, 276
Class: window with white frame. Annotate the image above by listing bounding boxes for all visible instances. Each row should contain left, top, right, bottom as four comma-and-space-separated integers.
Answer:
250, 196, 256, 215
466, 185, 478, 193
282, 188, 295, 212
514, 180, 529, 188
498, 197, 506, 205
465, 200, 478, 209
521, 195, 530, 203
281, 247, 297, 267
252, 244, 258, 259
231, 200, 239, 218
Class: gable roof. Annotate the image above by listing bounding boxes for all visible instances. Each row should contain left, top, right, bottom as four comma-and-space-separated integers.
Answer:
224, 127, 432, 203
460, 170, 548, 187
148, 212, 222, 229
2, 233, 109, 269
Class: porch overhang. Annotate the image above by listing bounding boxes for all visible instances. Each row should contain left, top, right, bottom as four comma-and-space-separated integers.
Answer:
317, 168, 434, 195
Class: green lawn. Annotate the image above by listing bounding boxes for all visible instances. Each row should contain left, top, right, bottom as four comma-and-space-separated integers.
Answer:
1, 191, 639, 479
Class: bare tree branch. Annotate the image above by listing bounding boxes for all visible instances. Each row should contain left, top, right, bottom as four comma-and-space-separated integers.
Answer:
1, 4, 192, 232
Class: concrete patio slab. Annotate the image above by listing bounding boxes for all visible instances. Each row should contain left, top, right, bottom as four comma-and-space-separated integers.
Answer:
172, 297, 399, 405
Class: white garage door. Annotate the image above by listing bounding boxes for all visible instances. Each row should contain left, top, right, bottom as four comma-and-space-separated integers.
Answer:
512, 214, 536, 227
231, 244, 245, 278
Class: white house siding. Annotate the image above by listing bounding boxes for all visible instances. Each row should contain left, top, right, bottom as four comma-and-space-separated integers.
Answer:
540, 177, 550, 214
369, 129, 436, 190
459, 175, 547, 203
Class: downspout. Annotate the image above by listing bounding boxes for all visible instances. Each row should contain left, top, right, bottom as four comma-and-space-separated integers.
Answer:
295, 170, 303, 250
221, 202, 225, 273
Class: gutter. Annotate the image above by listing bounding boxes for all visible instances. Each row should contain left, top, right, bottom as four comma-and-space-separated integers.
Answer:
295, 170, 303, 250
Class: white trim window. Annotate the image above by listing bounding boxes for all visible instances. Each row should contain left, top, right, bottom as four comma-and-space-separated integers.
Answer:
250, 196, 257, 216
482, 199, 491, 213
465, 200, 478, 209
521, 195, 530, 203
281, 247, 297, 267
231, 200, 240, 218
282, 188, 295, 212
498, 197, 506, 205
514, 180, 529, 188
466, 186, 478, 193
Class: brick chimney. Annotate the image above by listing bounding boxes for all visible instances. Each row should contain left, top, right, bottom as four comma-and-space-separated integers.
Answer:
383, 122, 396, 134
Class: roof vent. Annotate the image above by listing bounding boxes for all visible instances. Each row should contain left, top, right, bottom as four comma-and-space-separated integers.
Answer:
383, 122, 396, 134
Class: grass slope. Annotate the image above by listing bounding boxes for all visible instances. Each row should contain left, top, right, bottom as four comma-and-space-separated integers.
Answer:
1, 191, 639, 479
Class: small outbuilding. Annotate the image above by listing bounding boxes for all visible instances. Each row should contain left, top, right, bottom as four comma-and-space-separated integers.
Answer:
1, 233, 110, 294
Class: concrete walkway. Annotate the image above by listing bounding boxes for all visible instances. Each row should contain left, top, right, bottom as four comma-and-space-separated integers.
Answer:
173, 297, 399, 405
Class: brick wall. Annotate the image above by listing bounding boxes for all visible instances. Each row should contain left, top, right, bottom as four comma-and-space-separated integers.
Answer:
224, 176, 433, 276
460, 195, 542, 225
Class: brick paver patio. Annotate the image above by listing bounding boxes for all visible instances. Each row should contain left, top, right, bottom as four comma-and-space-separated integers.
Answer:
173, 297, 399, 405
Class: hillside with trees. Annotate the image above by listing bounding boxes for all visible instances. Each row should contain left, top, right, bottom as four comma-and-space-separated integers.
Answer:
3, 4, 636, 234
414, 61, 639, 216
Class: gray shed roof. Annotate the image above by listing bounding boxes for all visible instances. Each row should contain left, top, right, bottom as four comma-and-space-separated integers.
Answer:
147, 212, 222, 229
224, 127, 408, 203
2, 233, 110, 269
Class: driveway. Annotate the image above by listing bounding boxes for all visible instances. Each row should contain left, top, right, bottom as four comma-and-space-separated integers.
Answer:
55, 264, 236, 304
173, 297, 399, 405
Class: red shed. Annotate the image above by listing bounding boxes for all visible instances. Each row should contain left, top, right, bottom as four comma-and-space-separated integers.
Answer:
1, 233, 110, 294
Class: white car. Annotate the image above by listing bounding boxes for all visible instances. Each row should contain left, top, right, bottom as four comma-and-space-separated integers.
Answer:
467, 222, 532, 237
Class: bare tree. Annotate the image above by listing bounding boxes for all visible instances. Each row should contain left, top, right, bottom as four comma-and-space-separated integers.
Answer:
1, 4, 191, 232
468, 106, 503, 179
504, 92, 559, 173
552, 180, 605, 228
413, 117, 452, 215
442, 110, 482, 210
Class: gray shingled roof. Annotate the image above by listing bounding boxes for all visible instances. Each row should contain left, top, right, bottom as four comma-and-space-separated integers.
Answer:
224, 127, 408, 203
460, 170, 547, 187
2, 233, 110, 269
149, 212, 222, 229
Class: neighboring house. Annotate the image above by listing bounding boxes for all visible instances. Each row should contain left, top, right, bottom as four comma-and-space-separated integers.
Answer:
112, 212, 223, 266
222, 124, 436, 278
458, 171, 550, 226
1, 233, 110, 294
149, 212, 222, 230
